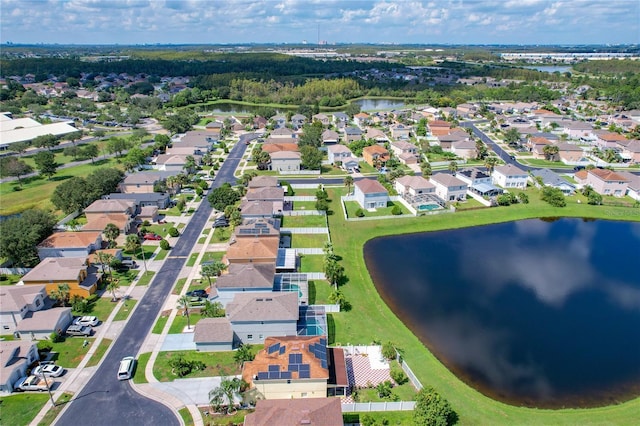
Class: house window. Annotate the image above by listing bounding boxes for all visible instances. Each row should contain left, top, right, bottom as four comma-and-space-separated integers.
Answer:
3, 326, 9, 330
35, 300, 41, 307
301, 392, 307, 397
247, 334, 253, 340
259, 334, 264, 339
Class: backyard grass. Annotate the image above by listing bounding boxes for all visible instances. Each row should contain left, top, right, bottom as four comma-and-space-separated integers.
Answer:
324, 185, 640, 425
289, 233, 329, 248
299, 255, 325, 273
153, 350, 241, 381
308, 280, 333, 305
293, 200, 319, 210
210, 226, 232, 242
343, 411, 413, 426
113, 299, 137, 321
85, 338, 112, 367
0, 393, 50, 426
136, 271, 156, 287
280, 214, 327, 227
169, 313, 203, 334
133, 352, 151, 384
172, 278, 188, 295
37, 392, 74, 426
42, 337, 95, 368
72, 295, 119, 322
152, 312, 170, 334
344, 200, 411, 218
454, 198, 487, 210
178, 407, 195, 426
0, 158, 123, 216
354, 381, 418, 402
0, 274, 22, 285
288, 188, 318, 196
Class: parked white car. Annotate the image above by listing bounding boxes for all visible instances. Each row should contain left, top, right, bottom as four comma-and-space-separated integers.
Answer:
32, 364, 65, 378
73, 316, 99, 327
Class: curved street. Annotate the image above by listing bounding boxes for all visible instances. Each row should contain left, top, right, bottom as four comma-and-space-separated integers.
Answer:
55, 140, 248, 426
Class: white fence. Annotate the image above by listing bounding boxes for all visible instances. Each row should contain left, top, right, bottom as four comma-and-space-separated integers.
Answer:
281, 227, 329, 234
304, 272, 326, 280
282, 210, 325, 216
284, 196, 317, 202
0, 267, 31, 276
296, 248, 325, 255
316, 303, 340, 313
341, 401, 416, 412
280, 170, 321, 175
466, 190, 493, 207
428, 159, 467, 167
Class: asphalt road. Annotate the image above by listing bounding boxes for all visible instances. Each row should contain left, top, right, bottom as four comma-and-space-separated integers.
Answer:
56, 140, 248, 426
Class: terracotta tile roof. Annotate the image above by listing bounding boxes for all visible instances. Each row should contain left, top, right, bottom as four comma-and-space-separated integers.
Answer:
574, 170, 588, 180
589, 168, 628, 182
226, 292, 298, 322
262, 143, 300, 153
530, 136, 552, 145
244, 397, 342, 426
193, 317, 233, 343
215, 263, 275, 289
355, 178, 388, 194
362, 145, 389, 155
82, 214, 130, 231
598, 132, 627, 142
225, 236, 279, 263
37, 231, 101, 249
242, 335, 329, 386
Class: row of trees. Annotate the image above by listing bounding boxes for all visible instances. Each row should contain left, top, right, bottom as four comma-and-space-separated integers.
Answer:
0, 209, 57, 267
51, 168, 124, 214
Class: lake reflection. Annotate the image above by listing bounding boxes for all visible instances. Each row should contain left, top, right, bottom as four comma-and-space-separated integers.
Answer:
364, 218, 640, 407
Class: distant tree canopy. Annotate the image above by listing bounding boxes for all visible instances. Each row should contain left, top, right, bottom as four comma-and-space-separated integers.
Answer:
0, 209, 57, 267
51, 168, 124, 214
207, 183, 241, 211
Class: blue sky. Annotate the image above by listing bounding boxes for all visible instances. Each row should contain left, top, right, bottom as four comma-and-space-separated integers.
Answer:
1, 0, 638, 45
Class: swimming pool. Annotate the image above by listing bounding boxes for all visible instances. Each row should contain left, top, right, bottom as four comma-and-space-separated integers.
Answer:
417, 203, 440, 211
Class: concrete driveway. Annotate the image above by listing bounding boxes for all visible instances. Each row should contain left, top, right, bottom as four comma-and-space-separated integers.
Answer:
151, 376, 242, 406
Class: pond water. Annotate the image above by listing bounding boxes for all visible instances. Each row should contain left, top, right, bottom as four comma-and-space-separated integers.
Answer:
354, 98, 406, 111
364, 218, 640, 408
523, 65, 573, 73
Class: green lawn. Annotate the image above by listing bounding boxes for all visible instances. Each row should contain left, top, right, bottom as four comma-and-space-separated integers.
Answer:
343, 411, 413, 426
155, 248, 170, 261
178, 407, 195, 426
152, 313, 170, 334
172, 278, 188, 295
288, 188, 318, 196
354, 382, 417, 402
344, 200, 411, 218
169, 313, 202, 334
210, 226, 232, 242
200, 251, 225, 264
40, 337, 95, 368
321, 165, 348, 176
85, 338, 112, 367
36, 392, 73, 426
153, 350, 242, 381
0, 158, 123, 216
142, 222, 175, 238
207, 409, 254, 425
113, 299, 137, 321
300, 255, 325, 273
289, 233, 328, 248
133, 352, 151, 384
454, 198, 488, 210
0, 274, 23, 285
281, 214, 327, 227
519, 158, 574, 168
0, 393, 50, 426
109, 269, 140, 289
358, 162, 378, 174
186, 253, 198, 267
293, 200, 318, 210
325, 185, 640, 425
197, 236, 207, 244
136, 271, 156, 287
308, 280, 332, 305
72, 295, 119, 322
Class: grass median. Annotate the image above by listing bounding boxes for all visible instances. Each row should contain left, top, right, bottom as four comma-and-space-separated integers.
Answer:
325, 186, 640, 425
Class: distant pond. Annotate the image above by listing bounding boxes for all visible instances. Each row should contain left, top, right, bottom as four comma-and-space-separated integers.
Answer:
365, 218, 640, 408
354, 98, 406, 111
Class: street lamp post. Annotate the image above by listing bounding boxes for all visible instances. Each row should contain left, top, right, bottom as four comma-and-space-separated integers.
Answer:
39, 362, 56, 407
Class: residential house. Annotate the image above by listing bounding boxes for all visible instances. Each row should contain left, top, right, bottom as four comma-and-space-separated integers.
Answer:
172, 131, 217, 155
364, 128, 389, 143
119, 171, 176, 194
595, 132, 628, 149
529, 169, 576, 195
105, 192, 171, 209
271, 115, 287, 128
321, 129, 339, 145
225, 236, 280, 264
0, 341, 39, 392
353, 112, 370, 127
430, 173, 468, 202
621, 140, 640, 164
390, 141, 418, 158
428, 120, 451, 136
343, 127, 363, 143
154, 154, 200, 172
261, 142, 299, 154
618, 171, 640, 201
82, 213, 134, 235
332, 112, 349, 128
83, 198, 136, 234
245, 187, 285, 203
226, 292, 298, 344
390, 123, 412, 140
270, 151, 301, 173
557, 143, 586, 164
214, 263, 276, 306
312, 113, 330, 126
234, 218, 281, 238
451, 140, 477, 160
205, 121, 223, 139
290, 114, 307, 130
15, 307, 73, 341
492, 164, 528, 189
193, 318, 234, 352
327, 144, 354, 165
437, 133, 467, 151
253, 116, 268, 129
270, 127, 296, 139
242, 336, 345, 400
394, 175, 435, 196
456, 103, 477, 118
527, 136, 553, 159
37, 231, 102, 261
561, 121, 594, 141
248, 176, 279, 189
456, 168, 502, 196
353, 179, 389, 209
582, 168, 629, 197
0, 285, 47, 334
20, 257, 101, 299
244, 398, 343, 426
362, 145, 390, 168
240, 200, 284, 219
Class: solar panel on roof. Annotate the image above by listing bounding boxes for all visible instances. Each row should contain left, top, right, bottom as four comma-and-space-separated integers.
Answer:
257, 372, 268, 380
268, 372, 279, 379
299, 363, 310, 371
289, 354, 296, 364
296, 353, 302, 363
268, 343, 280, 354
299, 371, 310, 379
320, 338, 327, 346
321, 360, 327, 369
288, 364, 298, 372
279, 346, 286, 355
281, 371, 292, 379
268, 365, 280, 372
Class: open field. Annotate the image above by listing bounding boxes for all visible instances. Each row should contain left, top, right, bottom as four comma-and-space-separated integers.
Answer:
326, 185, 640, 425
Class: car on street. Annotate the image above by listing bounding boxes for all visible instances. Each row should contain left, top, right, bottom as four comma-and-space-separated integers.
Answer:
213, 221, 229, 228
143, 233, 162, 240
32, 364, 65, 378
66, 325, 93, 337
73, 316, 99, 327
186, 289, 207, 298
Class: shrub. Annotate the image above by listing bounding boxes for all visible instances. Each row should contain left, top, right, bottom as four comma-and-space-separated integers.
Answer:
50, 331, 64, 343
168, 227, 180, 237
176, 199, 186, 211
355, 208, 365, 217
198, 180, 209, 189
518, 192, 529, 204
142, 220, 151, 227
160, 239, 170, 250
390, 367, 408, 385
413, 386, 457, 426
541, 186, 566, 207
381, 341, 396, 360
38, 340, 53, 352
391, 205, 402, 215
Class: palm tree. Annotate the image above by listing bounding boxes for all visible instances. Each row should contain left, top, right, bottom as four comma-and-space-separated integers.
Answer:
343, 175, 354, 194
484, 157, 498, 175
103, 223, 120, 248
209, 377, 243, 414
95, 251, 115, 282
165, 175, 179, 195
324, 258, 344, 290
125, 234, 141, 254
177, 295, 192, 330
448, 161, 458, 174
201, 261, 227, 289
107, 279, 120, 302
543, 145, 559, 161
50, 283, 71, 307
184, 155, 197, 175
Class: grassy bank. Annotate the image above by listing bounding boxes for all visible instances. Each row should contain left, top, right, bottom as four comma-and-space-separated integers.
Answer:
325, 186, 640, 425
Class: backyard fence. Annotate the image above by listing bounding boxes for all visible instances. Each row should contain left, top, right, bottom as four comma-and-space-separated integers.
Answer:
396, 349, 423, 390
282, 210, 325, 216
0, 267, 31, 276
281, 227, 329, 234
341, 401, 416, 412
280, 170, 321, 175
466, 190, 493, 207
304, 272, 327, 280
295, 248, 325, 255
284, 196, 317, 202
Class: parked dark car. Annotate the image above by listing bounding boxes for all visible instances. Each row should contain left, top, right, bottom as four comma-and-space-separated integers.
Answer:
186, 289, 207, 298
66, 325, 93, 337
